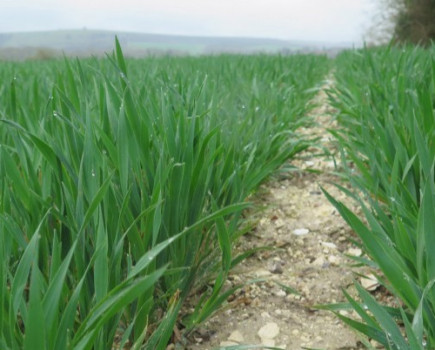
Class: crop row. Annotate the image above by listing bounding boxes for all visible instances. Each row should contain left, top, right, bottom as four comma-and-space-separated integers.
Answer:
326, 45, 435, 349
0, 42, 329, 349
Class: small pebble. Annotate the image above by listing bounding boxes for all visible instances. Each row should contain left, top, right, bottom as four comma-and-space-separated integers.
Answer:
293, 228, 310, 236
361, 273, 380, 291
275, 289, 286, 297
269, 262, 283, 274
328, 255, 340, 265
228, 330, 244, 343
321, 241, 337, 249
255, 269, 272, 277
258, 322, 280, 339
347, 247, 362, 256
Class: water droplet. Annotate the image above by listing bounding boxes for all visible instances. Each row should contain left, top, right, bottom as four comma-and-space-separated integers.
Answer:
241, 105, 246, 110
255, 106, 260, 112
91, 169, 96, 177
385, 332, 395, 346
422, 340, 427, 347
362, 304, 368, 310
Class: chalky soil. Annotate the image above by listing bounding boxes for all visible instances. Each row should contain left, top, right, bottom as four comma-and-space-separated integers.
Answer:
187, 79, 365, 350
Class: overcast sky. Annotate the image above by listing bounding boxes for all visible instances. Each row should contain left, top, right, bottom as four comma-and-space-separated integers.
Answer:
1, 0, 378, 43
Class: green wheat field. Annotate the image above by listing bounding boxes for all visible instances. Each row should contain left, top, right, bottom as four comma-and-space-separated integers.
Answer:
0, 40, 434, 349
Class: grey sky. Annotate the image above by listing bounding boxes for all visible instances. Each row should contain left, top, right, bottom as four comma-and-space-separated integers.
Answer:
1, 0, 378, 43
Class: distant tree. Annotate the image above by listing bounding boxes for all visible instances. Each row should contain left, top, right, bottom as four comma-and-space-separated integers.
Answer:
367, 0, 435, 45
394, 0, 435, 44
365, 0, 400, 45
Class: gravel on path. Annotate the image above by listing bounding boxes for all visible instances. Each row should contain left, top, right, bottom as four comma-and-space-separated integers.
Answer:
184, 78, 367, 350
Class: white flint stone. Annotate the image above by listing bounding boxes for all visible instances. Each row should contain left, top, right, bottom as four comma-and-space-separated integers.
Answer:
361, 273, 380, 291
328, 255, 340, 265
321, 241, 337, 249
275, 289, 287, 297
228, 330, 244, 343
258, 322, 280, 339
255, 269, 272, 277
348, 247, 362, 256
292, 228, 310, 236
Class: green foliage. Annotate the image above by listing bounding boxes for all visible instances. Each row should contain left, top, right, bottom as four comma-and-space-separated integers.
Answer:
0, 43, 329, 349
325, 45, 435, 348
394, 0, 435, 45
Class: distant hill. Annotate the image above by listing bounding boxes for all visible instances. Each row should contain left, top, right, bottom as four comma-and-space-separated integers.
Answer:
0, 29, 352, 60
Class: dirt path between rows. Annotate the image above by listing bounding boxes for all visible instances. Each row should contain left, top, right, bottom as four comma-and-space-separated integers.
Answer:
185, 77, 368, 350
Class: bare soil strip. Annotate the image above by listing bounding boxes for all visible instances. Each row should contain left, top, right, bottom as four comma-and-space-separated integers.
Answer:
186, 78, 365, 350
